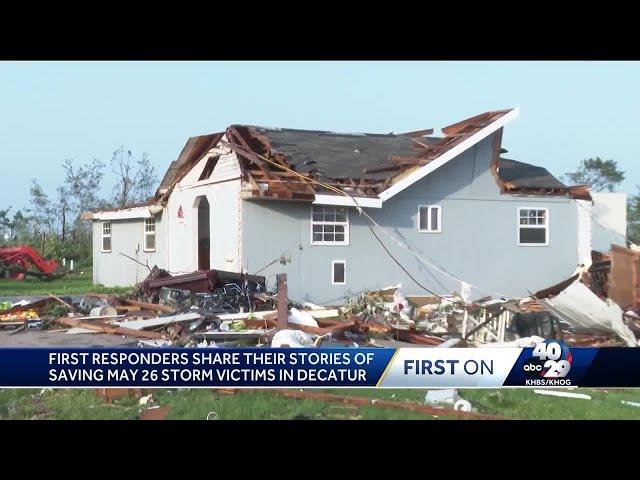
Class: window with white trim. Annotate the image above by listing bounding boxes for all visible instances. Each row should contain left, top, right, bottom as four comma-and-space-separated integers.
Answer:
311, 206, 349, 245
144, 218, 156, 251
332, 260, 346, 285
418, 205, 441, 233
518, 208, 549, 245
101, 222, 112, 252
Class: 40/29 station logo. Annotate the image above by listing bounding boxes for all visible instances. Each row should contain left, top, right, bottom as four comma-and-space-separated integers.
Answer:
523, 341, 573, 386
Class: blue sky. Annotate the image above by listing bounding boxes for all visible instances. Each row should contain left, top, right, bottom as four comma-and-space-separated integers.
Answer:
1, 61, 639, 212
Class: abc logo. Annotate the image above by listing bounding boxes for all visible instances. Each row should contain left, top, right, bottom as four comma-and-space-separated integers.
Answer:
523, 359, 545, 376
523, 363, 542, 372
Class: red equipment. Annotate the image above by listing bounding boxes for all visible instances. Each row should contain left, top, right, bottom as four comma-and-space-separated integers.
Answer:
0, 246, 62, 280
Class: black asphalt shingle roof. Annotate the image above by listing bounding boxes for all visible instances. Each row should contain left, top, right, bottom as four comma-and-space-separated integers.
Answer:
498, 158, 566, 190
244, 125, 439, 181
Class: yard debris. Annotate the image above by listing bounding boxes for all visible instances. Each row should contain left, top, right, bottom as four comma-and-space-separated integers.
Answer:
7, 242, 640, 350
537, 278, 638, 347
533, 389, 592, 400
141, 405, 171, 420
206, 411, 219, 420
261, 389, 506, 420
621, 400, 640, 408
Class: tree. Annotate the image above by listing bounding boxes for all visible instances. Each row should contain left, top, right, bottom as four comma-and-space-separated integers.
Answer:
563, 157, 625, 192
28, 180, 57, 236
628, 186, 640, 245
111, 147, 157, 207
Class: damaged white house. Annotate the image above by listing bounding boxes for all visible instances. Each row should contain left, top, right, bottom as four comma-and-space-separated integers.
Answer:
86, 108, 627, 304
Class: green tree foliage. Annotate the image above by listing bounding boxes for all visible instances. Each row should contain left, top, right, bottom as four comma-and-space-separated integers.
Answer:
627, 186, 640, 245
563, 158, 625, 192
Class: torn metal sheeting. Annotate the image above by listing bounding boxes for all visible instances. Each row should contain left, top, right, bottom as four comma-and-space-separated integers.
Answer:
538, 280, 638, 347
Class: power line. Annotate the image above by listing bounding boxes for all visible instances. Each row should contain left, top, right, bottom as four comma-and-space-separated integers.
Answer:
224, 141, 506, 299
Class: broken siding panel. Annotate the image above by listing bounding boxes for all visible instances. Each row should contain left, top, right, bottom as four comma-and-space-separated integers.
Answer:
591, 192, 627, 251
178, 153, 214, 186
576, 199, 593, 266
209, 152, 241, 183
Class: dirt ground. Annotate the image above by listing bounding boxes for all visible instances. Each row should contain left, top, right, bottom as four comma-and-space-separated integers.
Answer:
0, 330, 138, 347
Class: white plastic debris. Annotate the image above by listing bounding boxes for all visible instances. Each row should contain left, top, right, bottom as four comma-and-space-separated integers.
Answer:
206, 411, 219, 420
288, 308, 319, 327
139, 394, 154, 406
271, 329, 316, 348
621, 400, 640, 407
425, 388, 459, 406
454, 399, 472, 412
533, 389, 591, 400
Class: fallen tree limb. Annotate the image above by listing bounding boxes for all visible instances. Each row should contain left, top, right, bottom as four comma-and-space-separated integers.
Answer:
262, 389, 508, 420
55, 317, 166, 339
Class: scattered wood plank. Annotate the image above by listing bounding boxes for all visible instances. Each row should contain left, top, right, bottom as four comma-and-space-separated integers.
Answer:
55, 317, 165, 339
123, 299, 177, 314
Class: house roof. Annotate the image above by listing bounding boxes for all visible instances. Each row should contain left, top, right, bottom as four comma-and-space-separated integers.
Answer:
156, 132, 224, 199
89, 108, 591, 218
227, 109, 520, 203
497, 158, 567, 190
232, 125, 440, 182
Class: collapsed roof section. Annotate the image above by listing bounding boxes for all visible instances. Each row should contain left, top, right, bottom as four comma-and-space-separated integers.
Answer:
135, 108, 589, 212
156, 132, 224, 202
226, 110, 515, 203
496, 158, 591, 200
221, 108, 591, 205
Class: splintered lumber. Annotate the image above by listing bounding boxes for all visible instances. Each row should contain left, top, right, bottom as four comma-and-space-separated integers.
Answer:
265, 390, 507, 420
123, 299, 177, 314
55, 317, 165, 339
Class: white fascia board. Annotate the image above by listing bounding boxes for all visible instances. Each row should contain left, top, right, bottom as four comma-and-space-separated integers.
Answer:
313, 194, 382, 209
92, 206, 154, 221
379, 108, 520, 202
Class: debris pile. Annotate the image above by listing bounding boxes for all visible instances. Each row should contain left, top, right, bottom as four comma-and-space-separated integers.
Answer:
3, 249, 640, 349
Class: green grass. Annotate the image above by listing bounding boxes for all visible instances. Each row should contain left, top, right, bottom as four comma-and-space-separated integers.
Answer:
2, 387, 640, 420
0, 268, 132, 297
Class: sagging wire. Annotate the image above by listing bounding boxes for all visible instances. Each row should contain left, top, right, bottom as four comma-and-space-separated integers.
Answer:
223, 140, 506, 299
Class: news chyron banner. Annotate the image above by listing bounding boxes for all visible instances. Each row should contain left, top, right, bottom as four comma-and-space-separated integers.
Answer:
0, 341, 639, 388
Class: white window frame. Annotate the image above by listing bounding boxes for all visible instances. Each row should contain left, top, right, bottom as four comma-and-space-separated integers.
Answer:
417, 205, 442, 233
143, 218, 156, 252
517, 207, 549, 246
331, 260, 347, 285
310, 205, 350, 246
101, 222, 112, 253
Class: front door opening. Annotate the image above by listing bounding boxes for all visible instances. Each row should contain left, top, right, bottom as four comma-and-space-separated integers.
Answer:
195, 196, 210, 270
